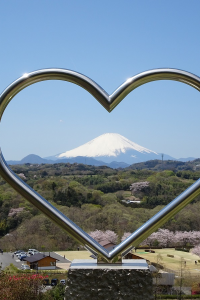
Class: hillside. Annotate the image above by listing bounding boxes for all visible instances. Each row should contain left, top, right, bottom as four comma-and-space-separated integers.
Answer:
127, 158, 200, 171
0, 161, 200, 251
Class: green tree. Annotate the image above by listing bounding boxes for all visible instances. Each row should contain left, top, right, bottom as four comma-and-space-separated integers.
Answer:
43, 283, 65, 300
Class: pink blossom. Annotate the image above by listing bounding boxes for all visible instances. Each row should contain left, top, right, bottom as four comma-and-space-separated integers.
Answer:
89, 230, 118, 244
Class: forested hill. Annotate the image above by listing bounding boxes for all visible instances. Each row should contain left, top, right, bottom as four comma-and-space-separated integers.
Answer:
0, 160, 200, 251
127, 158, 200, 171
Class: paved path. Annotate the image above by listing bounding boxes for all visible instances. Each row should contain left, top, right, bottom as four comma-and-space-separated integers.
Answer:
0, 252, 22, 270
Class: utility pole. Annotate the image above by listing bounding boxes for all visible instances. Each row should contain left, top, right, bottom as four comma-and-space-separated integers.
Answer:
161, 154, 164, 170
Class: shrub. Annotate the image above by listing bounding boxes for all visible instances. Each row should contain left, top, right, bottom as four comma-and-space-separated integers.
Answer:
175, 248, 189, 252
0, 272, 47, 300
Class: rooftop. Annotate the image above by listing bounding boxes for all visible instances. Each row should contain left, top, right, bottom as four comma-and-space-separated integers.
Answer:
24, 253, 59, 263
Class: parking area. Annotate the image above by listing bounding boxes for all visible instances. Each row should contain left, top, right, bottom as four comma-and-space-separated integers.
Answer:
0, 252, 21, 270
0, 251, 71, 270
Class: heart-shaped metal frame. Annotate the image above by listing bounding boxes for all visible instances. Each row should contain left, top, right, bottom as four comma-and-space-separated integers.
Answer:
1, 68, 200, 263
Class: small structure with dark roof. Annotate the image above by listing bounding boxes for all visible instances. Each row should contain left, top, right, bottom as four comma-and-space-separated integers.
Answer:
124, 252, 144, 260
24, 253, 59, 270
99, 239, 116, 249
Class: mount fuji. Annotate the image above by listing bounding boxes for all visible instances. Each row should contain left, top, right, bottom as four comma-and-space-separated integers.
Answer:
53, 133, 174, 165
8, 133, 195, 167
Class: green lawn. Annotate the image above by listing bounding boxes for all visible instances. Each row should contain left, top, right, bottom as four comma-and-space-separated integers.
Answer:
136, 248, 200, 274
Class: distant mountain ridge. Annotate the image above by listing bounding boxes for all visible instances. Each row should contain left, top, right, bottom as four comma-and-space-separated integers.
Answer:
7, 154, 129, 169
7, 133, 197, 168
126, 159, 200, 171
7, 154, 198, 170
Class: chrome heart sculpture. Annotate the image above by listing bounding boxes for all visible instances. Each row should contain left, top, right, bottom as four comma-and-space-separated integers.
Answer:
1, 68, 200, 263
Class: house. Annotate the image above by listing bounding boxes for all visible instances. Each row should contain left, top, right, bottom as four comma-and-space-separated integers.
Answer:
24, 253, 59, 270
99, 240, 116, 250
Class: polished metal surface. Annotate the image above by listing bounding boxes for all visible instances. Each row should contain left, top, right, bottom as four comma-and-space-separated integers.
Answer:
0, 68, 200, 263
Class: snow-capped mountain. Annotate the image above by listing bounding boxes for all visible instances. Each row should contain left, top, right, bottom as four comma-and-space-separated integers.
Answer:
56, 133, 174, 164
7, 133, 196, 167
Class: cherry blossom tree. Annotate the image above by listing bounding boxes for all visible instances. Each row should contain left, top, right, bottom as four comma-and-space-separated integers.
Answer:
104, 230, 118, 243
89, 230, 104, 242
191, 245, 200, 257
192, 231, 200, 247
89, 230, 118, 244
173, 231, 199, 247
121, 232, 132, 242
142, 232, 159, 247
91, 229, 200, 249
154, 229, 175, 247
129, 181, 149, 194
140, 230, 200, 248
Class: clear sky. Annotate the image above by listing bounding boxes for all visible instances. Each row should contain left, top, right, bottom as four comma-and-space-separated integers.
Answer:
0, 0, 200, 160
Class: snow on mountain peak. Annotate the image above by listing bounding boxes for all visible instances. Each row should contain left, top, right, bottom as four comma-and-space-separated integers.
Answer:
58, 133, 157, 159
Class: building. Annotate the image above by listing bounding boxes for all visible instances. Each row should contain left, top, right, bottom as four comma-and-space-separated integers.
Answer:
24, 253, 59, 270
99, 240, 116, 250
152, 270, 175, 294
153, 270, 175, 286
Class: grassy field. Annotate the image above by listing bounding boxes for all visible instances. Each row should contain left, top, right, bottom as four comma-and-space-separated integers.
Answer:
56, 248, 200, 276
136, 248, 200, 274
56, 250, 91, 262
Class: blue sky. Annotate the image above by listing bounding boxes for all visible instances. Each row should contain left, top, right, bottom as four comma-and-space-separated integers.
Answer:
1, 1, 200, 160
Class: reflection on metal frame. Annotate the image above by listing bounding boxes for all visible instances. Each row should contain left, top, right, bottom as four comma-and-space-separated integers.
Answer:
0, 68, 200, 263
